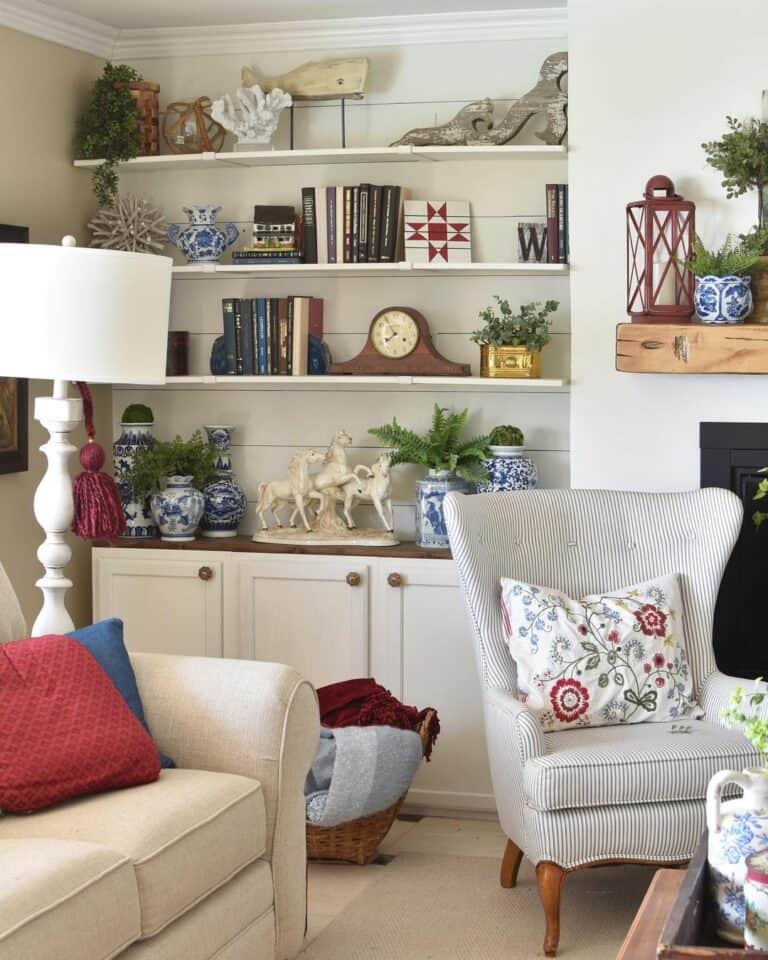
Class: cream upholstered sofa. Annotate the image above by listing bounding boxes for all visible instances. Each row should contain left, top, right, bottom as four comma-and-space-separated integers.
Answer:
0, 564, 320, 960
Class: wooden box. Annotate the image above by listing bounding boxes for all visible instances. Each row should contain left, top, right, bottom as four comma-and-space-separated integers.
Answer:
659, 833, 768, 958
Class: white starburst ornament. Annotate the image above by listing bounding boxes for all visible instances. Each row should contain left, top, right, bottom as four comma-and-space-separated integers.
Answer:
89, 195, 167, 253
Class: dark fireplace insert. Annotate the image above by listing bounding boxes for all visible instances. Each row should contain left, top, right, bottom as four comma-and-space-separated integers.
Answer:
701, 422, 768, 679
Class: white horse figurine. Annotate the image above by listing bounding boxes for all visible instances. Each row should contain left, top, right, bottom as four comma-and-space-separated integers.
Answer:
348, 454, 394, 531
255, 449, 324, 532
311, 429, 360, 495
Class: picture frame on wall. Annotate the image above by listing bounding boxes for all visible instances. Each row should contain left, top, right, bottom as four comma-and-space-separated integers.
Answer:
0, 224, 30, 475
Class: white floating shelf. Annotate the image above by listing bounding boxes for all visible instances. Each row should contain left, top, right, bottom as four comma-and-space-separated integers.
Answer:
171, 262, 569, 279
120, 375, 568, 391
73, 144, 567, 172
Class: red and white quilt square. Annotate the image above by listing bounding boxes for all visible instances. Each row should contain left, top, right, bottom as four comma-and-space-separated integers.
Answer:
404, 201, 472, 264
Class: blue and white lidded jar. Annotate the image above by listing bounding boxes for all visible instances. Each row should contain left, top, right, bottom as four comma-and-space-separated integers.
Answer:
201, 425, 247, 538
415, 471, 468, 549
694, 275, 753, 325
150, 476, 205, 542
476, 446, 538, 494
745, 849, 768, 951
113, 421, 158, 538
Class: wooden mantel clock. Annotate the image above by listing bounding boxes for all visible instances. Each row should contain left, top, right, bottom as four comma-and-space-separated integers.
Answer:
328, 306, 470, 376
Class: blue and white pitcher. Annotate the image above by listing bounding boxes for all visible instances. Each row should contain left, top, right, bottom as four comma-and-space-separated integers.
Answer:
167, 206, 239, 264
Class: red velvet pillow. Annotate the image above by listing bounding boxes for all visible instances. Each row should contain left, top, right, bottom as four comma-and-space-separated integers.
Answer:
0, 634, 160, 813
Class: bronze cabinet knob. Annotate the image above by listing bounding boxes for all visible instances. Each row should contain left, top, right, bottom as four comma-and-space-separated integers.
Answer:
387, 572, 403, 588
198, 565, 214, 581
346, 572, 362, 587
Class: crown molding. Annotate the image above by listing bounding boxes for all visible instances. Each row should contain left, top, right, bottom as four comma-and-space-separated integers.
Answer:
113, 9, 568, 60
0, 0, 116, 58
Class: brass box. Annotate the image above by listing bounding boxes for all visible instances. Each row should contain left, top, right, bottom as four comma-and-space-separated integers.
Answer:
480, 345, 541, 379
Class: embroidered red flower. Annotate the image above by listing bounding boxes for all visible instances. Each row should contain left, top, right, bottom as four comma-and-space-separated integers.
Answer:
549, 678, 590, 723
655, 676, 665, 687
578, 624, 588, 636
643, 663, 652, 674
653, 652, 666, 668
634, 604, 668, 638
607, 630, 620, 644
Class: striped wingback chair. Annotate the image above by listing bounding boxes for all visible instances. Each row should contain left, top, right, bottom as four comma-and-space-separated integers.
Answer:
444, 488, 759, 957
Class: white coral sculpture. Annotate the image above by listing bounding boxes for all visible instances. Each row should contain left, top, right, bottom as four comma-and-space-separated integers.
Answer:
88, 194, 167, 253
211, 84, 293, 145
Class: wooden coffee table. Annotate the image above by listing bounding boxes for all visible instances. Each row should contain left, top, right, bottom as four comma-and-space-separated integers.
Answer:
616, 869, 685, 960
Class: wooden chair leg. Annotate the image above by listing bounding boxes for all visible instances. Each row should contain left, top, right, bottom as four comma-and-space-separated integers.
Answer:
536, 861, 566, 957
500, 838, 524, 888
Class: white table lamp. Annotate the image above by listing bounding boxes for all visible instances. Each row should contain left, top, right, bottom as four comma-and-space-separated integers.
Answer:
0, 237, 172, 635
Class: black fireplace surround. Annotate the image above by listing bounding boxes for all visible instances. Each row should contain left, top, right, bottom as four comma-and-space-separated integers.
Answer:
701, 422, 768, 679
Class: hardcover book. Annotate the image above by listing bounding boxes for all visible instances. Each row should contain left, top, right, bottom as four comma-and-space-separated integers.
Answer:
301, 187, 317, 264
222, 298, 237, 375
239, 298, 255, 374
546, 184, 559, 263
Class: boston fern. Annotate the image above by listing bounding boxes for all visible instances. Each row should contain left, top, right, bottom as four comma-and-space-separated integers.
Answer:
126, 432, 218, 502
687, 234, 760, 277
470, 298, 558, 350
369, 405, 492, 484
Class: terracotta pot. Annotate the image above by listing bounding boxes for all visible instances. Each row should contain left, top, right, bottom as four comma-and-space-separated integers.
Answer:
750, 256, 768, 324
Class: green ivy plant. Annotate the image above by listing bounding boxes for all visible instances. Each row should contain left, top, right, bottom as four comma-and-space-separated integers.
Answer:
703, 116, 768, 251
470, 298, 558, 351
489, 425, 524, 446
369, 405, 492, 484
126, 432, 217, 501
77, 63, 143, 206
722, 681, 768, 760
686, 234, 760, 277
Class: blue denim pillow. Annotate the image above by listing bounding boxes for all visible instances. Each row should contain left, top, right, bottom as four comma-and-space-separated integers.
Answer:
69, 619, 174, 769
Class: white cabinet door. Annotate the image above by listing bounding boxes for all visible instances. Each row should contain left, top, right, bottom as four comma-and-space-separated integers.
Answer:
93, 549, 223, 657
231, 555, 369, 687
377, 558, 495, 815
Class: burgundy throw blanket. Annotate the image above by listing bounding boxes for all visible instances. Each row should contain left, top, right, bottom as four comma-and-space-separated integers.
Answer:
317, 678, 440, 760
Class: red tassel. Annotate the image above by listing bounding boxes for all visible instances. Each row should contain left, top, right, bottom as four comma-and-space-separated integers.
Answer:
71, 382, 126, 540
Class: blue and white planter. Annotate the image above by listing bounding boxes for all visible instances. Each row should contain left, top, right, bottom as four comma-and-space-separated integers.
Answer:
201, 425, 247, 538
415, 471, 468, 549
476, 446, 538, 494
167, 205, 239, 264
694, 274, 753, 325
150, 475, 205, 542
113, 421, 157, 539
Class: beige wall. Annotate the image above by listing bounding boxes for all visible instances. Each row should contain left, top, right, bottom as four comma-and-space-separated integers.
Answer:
0, 25, 110, 627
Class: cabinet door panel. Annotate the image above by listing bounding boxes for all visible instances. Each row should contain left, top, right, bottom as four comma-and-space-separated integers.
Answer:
93, 552, 223, 657
235, 556, 369, 687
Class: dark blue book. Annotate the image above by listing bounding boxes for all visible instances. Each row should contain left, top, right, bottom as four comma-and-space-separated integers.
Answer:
222, 298, 237, 374
255, 298, 268, 375
239, 298, 255, 375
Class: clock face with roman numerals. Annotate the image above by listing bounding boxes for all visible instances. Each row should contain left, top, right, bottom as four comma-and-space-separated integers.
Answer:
370, 308, 421, 359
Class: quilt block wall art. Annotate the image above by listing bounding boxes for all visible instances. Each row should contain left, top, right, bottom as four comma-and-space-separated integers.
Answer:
404, 201, 472, 264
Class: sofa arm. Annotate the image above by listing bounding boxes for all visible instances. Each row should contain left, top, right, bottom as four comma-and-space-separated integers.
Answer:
700, 669, 768, 728
131, 653, 319, 960
485, 686, 545, 764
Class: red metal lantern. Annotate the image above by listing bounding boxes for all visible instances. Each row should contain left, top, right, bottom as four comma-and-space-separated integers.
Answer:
627, 175, 695, 321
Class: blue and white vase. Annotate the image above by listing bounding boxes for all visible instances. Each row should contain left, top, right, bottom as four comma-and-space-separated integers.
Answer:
113, 421, 158, 538
201, 425, 247, 538
167, 206, 239, 264
694, 275, 753, 324
150, 475, 205, 542
415, 470, 468, 549
476, 446, 538, 494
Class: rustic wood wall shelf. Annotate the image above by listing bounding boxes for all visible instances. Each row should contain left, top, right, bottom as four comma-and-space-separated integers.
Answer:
616, 323, 768, 375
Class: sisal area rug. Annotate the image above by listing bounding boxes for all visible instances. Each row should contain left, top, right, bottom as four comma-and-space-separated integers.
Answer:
300, 852, 657, 959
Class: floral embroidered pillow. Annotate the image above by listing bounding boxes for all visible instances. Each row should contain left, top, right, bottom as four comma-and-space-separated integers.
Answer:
499, 573, 703, 732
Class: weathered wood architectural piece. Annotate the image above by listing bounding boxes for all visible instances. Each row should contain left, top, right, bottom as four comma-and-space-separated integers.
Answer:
241, 58, 369, 100
391, 99, 495, 147
616, 322, 768, 374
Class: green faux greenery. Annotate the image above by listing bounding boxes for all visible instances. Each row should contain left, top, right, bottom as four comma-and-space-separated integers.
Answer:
489, 425, 524, 446
121, 403, 154, 424
369, 405, 492, 484
470, 298, 558, 351
722, 681, 768, 761
703, 116, 768, 248
753, 467, 768, 529
125, 431, 217, 501
686, 234, 760, 277
77, 63, 143, 206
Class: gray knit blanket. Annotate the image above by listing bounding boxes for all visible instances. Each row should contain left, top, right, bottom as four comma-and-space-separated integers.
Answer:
304, 725, 423, 827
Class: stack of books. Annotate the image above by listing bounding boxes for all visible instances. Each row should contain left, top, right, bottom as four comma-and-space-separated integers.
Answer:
232, 206, 301, 264
221, 296, 323, 375
301, 184, 407, 264
545, 184, 569, 263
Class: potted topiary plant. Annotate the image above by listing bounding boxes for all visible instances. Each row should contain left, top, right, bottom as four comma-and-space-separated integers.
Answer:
126, 432, 218, 542
369, 405, 491, 548
470, 299, 558, 378
113, 403, 157, 538
476, 425, 538, 494
703, 116, 768, 322
687, 235, 759, 324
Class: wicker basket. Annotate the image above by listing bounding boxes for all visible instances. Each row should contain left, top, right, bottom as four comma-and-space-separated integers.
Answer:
306, 710, 435, 865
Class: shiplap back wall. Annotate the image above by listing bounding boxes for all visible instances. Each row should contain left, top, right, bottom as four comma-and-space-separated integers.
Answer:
114, 34, 570, 538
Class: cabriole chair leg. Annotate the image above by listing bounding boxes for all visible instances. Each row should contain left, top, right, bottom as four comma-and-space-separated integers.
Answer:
500, 838, 524, 888
536, 861, 566, 957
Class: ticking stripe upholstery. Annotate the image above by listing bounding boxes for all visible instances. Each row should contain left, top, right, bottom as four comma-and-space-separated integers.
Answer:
445, 489, 746, 867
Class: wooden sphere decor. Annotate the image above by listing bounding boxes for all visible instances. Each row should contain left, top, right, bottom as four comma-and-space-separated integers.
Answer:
328, 307, 470, 376
162, 97, 226, 154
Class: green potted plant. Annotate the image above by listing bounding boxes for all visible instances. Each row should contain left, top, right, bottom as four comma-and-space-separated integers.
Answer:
703, 116, 768, 322
470, 299, 558, 378
77, 63, 145, 207
687, 235, 759, 324
477, 425, 538, 494
126, 432, 218, 542
113, 403, 157, 538
369, 405, 491, 548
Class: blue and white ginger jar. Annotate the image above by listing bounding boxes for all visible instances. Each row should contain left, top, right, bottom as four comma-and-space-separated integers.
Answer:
113, 421, 157, 538
707, 768, 768, 944
150, 475, 205, 542
201, 425, 247, 538
167, 205, 239, 264
476, 446, 538, 494
415, 471, 468, 549
694, 275, 753, 324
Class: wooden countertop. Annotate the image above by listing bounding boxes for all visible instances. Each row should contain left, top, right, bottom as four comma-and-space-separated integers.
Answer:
92, 535, 453, 560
